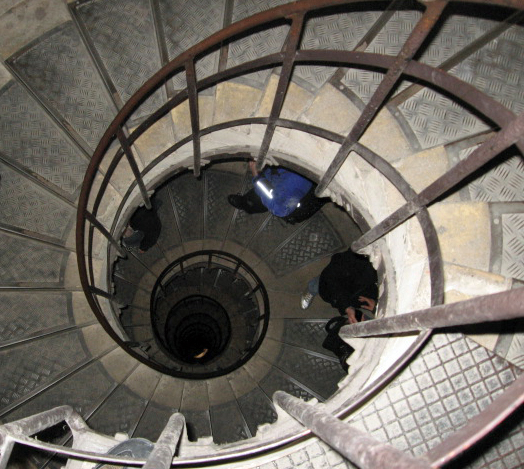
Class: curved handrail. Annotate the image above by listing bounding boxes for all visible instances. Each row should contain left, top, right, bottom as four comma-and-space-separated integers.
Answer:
145, 250, 271, 379
73, 0, 524, 466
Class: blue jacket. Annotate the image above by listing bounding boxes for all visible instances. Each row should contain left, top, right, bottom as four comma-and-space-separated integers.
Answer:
253, 168, 313, 217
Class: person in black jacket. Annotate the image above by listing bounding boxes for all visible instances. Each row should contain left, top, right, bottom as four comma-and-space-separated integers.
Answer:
301, 249, 378, 323
122, 199, 162, 253
301, 249, 378, 371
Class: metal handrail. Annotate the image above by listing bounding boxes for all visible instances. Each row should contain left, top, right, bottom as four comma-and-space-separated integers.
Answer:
145, 250, 270, 379
70, 0, 524, 467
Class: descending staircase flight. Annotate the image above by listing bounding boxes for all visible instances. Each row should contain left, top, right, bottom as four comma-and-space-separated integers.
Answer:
0, 0, 523, 467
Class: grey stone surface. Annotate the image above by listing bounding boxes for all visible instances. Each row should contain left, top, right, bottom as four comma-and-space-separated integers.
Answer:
182, 409, 212, 441
0, 81, 87, 196
9, 22, 116, 150
281, 319, 335, 357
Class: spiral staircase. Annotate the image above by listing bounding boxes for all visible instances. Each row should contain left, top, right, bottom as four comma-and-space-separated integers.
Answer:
0, 0, 523, 468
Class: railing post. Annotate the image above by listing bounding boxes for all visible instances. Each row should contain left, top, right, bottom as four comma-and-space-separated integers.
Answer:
340, 288, 524, 338
116, 127, 152, 209
352, 111, 524, 251
315, 0, 448, 196
85, 211, 127, 258
185, 60, 201, 177
142, 413, 185, 469
273, 391, 431, 469
256, 13, 305, 169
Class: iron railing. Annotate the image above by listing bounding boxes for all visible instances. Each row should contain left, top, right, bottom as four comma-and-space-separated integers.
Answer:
146, 250, 270, 378
64, 0, 524, 467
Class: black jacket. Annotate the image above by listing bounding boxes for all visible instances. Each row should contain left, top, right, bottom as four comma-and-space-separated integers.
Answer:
319, 249, 378, 316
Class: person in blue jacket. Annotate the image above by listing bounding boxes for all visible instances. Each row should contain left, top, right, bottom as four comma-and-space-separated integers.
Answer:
228, 161, 329, 224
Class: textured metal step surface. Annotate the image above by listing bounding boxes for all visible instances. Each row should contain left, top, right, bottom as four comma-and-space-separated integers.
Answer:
210, 399, 252, 444
204, 170, 243, 240
159, 0, 225, 90
347, 332, 524, 468
74, 0, 165, 122
0, 233, 68, 285
274, 342, 346, 400
0, 291, 73, 344
0, 330, 91, 417
0, 80, 87, 197
3, 359, 115, 425
87, 383, 149, 437
0, 163, 75, 241
168, 172, 204, 242
8, 22, 116, 151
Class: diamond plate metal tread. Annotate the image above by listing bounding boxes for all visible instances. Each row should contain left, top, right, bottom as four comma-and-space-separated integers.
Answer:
501, 213, 524, 281
229, 0, 292, 87
210, 400, 251, 444
398, 87, 489, 149
3, 360, 114, 423
341, 68, 385, 106
348, 332, 523, 468
280, 319, 337, 358
0, 81, 87, 196
237, 386, 278, 437
450, 24, 524, 116
182, 409, 212, 441
113, 276, 142, 306
0, 233, 67, 284
267, 211, 345, 276
418, 14, 500, 68
9, 22, 116, 150
259, 366, 317, 402
159, 0, 225, 90
132, 401, 175, 442
0, 330, 88, 410
227, 204, 269, 247
153, 185, 184, 252
204, 170, 243, 240
76, 0, 165, 121
248, 215, 302, 262
296, 10, 382, 91
367, 9, 422, 57
134, 244, 168, 275
114, 254, 152, 285
460, 151, 524, 203
87, 385, 148, 437
0, 291, 71, 344
275, 343, 345, 400
168, 173, 203, 242
0, 163, 75, 241
251, 440, 356, 469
